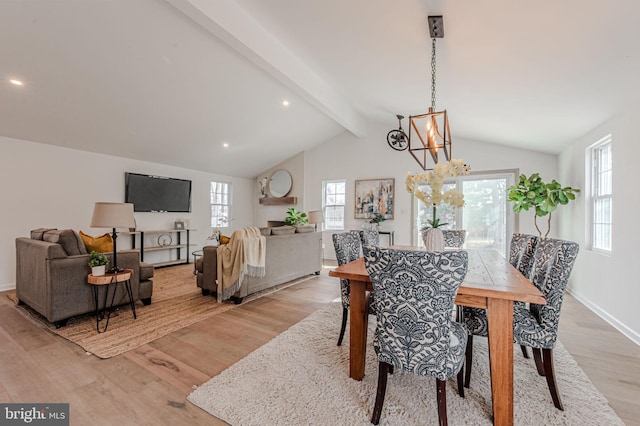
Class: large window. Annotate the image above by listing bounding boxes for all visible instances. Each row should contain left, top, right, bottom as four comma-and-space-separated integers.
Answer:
413, 171, 516, 257
323, 180, 346, 230
589, 135, 612, 251
210, 181, 231, 228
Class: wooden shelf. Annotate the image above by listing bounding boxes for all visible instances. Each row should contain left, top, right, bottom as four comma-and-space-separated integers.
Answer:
259, 196, 297, 205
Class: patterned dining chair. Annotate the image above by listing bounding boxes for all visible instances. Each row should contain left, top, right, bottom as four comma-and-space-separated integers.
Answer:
463, 237, 579, 410
363, 246, 469, 425
332, 232, 368, 346
442, 230, 466, 248
359, 229, 380, 247
509, 233, 539, 279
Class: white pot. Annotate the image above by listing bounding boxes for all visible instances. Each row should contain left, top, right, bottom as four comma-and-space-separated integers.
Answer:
91, 265, 106, 276
421, 228, 445, 252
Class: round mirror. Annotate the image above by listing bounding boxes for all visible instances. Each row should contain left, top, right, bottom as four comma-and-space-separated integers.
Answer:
269, 169, 292, 198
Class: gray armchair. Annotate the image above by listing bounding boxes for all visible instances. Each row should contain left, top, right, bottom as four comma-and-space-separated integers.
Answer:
16, 230, 153, 327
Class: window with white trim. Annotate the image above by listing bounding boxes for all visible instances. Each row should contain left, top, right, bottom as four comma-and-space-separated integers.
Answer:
323, 180, 346, 230
589, 135, 612, 251
210, 181, 231, 228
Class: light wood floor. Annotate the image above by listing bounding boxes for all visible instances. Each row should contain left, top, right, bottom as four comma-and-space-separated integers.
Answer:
1, 264, 638, 425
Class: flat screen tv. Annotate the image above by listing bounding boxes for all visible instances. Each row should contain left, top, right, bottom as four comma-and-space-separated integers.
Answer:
125, 172, 192, 212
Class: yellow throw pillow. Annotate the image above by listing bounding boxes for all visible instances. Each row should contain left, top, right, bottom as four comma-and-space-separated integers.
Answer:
220, 235, 230, 245
79, 231, 114, 253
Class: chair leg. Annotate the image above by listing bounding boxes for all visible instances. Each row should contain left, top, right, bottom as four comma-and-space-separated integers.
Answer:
520, 345, 529, 359
464, 334, 473, 388
542, 348, 564, 410
436, 379, 448, 426
532, 347, 545, 376
371, 362, 390, 425
337, 307, 348, 346
457, 366, 465, 398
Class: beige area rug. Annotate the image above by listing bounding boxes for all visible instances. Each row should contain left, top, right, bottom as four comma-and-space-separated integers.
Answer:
188, 302, 623, 426
8, 264, 314, 359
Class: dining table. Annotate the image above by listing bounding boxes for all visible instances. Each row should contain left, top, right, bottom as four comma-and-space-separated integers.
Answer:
329, 247, 546, 426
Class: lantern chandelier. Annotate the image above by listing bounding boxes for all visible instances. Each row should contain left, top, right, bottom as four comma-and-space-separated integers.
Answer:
387, 16, 452, 171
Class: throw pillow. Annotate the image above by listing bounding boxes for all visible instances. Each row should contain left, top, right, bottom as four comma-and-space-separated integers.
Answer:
295, 225, 314, 233
79, 231, 114, 253
42, 229, 85, 256
30, 228, 57, 240
271, 225, 295, 235
220, 235, 231, 245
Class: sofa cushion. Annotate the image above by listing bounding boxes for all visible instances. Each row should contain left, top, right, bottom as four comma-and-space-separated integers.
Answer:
139, 262, 155, 281
30, 228, 57, 240
42, 229, 85, 256
79, 231, 114, 253
295, 225, 315, 233
259, 227, 272, 236
271, 225, 295, 235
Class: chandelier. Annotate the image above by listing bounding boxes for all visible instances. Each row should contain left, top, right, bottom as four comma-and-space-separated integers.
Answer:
387, 16, 452, 170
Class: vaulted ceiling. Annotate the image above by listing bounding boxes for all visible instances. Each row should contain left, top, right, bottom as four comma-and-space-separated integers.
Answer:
2, 0, 639, 178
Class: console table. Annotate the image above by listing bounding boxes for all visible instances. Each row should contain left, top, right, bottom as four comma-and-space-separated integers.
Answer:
123, 229, 194, 267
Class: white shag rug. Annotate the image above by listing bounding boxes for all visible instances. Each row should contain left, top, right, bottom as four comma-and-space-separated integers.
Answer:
188, 303, 623, 425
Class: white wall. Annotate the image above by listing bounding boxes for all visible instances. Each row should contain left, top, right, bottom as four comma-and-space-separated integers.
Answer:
558, 109, 640, 344
0, 136, 254, 290
304, 121, 558, 260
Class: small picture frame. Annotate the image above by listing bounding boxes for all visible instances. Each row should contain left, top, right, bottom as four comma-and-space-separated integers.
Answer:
174, 221, 185, 230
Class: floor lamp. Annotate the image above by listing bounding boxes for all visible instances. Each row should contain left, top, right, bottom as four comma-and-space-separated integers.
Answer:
91, 202, 136, 273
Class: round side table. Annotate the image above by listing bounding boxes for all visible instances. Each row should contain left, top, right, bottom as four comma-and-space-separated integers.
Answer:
87, 269, 136, 333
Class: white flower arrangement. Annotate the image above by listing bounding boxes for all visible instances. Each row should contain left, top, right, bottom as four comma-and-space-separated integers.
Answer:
405, 159, 471, 228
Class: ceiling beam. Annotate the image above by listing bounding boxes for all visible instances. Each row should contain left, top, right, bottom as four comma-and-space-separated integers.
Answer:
166, 0, 367, 137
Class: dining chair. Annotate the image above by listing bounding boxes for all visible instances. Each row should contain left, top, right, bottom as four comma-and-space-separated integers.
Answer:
442, 229, 466, 248
363, 246, 469, 425
509, 233, 539, 279
359, 229, 380, 247
463, 237, 579, 410
332, 232, 372, 346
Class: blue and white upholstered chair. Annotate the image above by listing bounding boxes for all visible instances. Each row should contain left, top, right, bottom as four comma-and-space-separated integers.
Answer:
332, 232, 366, 346
363, 246, 469, 425
463, 237, 579, 410
359, 229, 380, 247
509, 233, 539, 279
442, 229, 466, 248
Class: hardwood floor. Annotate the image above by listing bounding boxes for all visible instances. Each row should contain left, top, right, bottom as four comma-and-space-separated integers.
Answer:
1, 264, 638, 425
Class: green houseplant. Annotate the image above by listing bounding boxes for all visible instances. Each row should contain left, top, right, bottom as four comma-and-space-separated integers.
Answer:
89, 251, 109, 276
284, 208, 308, 226
507, 173, 580, 238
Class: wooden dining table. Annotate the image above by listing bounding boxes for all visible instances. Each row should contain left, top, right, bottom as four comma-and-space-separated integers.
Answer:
329, 247, 546, 426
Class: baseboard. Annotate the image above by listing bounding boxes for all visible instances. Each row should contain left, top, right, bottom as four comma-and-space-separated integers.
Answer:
0, 282, 16, 292
567, 287, 640, 347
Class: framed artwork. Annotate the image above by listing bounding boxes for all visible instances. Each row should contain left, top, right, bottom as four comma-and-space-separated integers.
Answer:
354, 178, 395, 220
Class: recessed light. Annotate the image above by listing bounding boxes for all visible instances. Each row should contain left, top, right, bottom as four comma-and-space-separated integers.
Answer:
282, 100, 290, 107
222, 142, 229, 148
10, 79, 23, 86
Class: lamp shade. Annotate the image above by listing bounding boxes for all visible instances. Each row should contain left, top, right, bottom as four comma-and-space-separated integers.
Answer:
91, 202, 136, 229
307, 210, 324, 224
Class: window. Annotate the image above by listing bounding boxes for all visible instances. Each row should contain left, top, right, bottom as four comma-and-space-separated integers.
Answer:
413, 171, 516, 258
589, 135, 612, 251
323, 180, 346, 230
210, 181, 231, 228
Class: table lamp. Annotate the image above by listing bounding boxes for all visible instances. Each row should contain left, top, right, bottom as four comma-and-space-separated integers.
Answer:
91, 202, 136, 273
307, 210, 324, 232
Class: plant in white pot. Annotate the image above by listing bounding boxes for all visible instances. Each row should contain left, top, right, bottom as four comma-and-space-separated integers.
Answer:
507, 173, 580, 238
89, 251, 109, 276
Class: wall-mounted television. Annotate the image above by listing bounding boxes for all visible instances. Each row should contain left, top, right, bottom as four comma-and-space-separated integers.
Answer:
125, 172, 192, 213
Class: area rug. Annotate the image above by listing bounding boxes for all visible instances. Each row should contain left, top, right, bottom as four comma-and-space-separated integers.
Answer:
188, 302, 623, 425
8, 265, 314, 359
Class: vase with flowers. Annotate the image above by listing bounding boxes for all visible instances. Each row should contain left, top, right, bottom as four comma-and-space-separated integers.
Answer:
406, 159, 471, 251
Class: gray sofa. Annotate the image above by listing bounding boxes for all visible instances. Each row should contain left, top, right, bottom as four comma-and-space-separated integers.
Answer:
196, 227, 322, 302
15, 229, 154, 327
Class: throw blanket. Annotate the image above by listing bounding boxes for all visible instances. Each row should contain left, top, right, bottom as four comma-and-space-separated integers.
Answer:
216, 227, 266, 302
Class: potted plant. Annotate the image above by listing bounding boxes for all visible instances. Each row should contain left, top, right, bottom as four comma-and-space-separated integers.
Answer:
284, 208, 308, 226
367, 213, 386, 230
89, 251, 109, 276
507, 173, 580, 237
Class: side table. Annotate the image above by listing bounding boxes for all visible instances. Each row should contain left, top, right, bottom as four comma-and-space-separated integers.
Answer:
87, 269, 136, 333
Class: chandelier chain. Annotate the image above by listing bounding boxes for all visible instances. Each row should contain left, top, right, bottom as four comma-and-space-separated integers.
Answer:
431, 38, 437, 109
